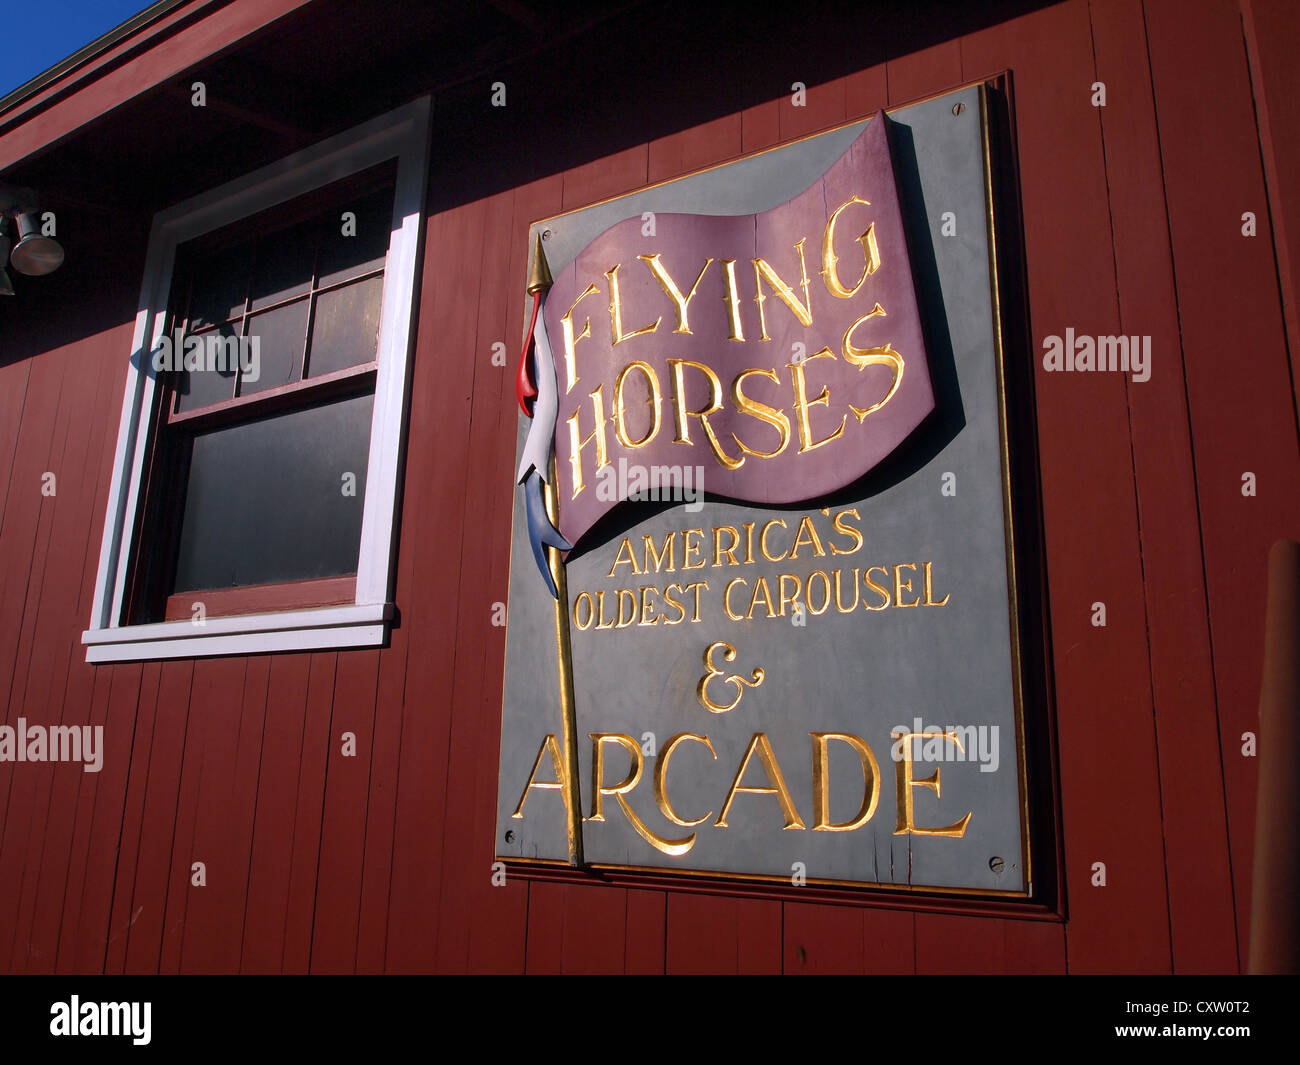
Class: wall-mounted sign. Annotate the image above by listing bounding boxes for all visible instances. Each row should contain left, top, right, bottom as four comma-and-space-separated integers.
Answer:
498, 83, 1033, 897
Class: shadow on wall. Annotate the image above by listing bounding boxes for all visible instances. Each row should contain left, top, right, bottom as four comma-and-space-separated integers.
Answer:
0, 202, 150, 368
0, 0, 1061, 358
424, 0, 1061, 214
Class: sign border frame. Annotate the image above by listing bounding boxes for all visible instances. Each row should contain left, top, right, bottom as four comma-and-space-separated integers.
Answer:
497, 77, 1056, 909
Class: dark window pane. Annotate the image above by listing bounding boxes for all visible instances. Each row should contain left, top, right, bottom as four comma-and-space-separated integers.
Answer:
187, 244, 250, 329
241, 299, 309, 396
174, 324, 239, 411
171, 391, 374, 592
249, 218, 317, 311
317, 186, 396, 287
307, 276, 384, 377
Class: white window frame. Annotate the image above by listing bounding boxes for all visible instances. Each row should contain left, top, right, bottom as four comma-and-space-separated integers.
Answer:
82, 97, 430, 663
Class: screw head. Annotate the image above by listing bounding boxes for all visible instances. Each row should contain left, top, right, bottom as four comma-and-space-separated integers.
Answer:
989, 855, 1005, 874
953, 101, 966, 116
541, 228, 553, 241
504, 830, 516, 844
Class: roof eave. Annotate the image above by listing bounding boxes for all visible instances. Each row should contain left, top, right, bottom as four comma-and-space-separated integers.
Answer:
0, 0, 199, 120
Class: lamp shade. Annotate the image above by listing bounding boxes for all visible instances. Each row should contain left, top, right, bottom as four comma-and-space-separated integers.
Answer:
9, 211, 63, 276
0, 226, 12, 295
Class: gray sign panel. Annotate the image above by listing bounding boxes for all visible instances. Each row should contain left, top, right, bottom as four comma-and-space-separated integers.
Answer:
497, 84, 1030, 896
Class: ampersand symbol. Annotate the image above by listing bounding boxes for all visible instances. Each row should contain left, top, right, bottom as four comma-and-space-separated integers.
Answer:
696, 641, 765, 713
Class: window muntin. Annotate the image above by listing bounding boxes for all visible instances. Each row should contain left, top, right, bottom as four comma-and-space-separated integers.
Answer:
169, 170, 394, 419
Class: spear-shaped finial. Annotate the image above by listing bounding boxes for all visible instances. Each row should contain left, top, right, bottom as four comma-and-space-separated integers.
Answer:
517, 232, 553, 415
526, 231, 553, 295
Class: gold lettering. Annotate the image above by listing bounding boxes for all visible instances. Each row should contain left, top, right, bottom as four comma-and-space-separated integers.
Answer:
560, 282, 600, 393
590, 734, 696, 855
566, 385, 609, 499
716, 733, 805, 830
806, 570, 831, 615
722, 259, 745, 341
660, 584, 687, 625
843, 304, 904, 421
862, 566, 891, 610
616, 588, 638, 627
724, 577, 748, 620
683, 579, 709, 623
790, 348, 846, 453
753, 238, 814, 341
893, 732, 974, 838
730, 367, 791, 459
789, 514, 826, 559
778, 573, 800, 617
511, 734, 569, 819
820, 196, 879, 299
713, 525, 741, 567
605, 264, 661, 345
830, 507, 864, 556
668, 358, 745, 470
893, 563, 920, 608
613, 360, 663, 449
595, 589, 617, 629
639, 254, 713, 333
760, 518, 789, 562
696, 640, 765, 713
638, 585, 660, 626
683, 528, 706, 570
608, 537, 641, 577
811, 732, 881, 831
834, 567, 861, 612
747, 576, 777, 619
655, 733, 718, 826
643, 532, 676, 573
573, 591, 595, 630
923, 561, 950, 606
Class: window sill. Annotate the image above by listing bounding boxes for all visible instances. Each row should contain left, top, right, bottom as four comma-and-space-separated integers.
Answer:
162, 574, 358, 621
81, 602, 392, 663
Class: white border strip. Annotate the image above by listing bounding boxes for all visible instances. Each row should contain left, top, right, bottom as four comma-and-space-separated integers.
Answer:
82, 603, 392, 645
86, 625, 389, 664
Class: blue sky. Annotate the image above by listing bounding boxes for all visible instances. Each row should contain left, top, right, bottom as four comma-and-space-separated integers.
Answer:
2, 0, 152, 98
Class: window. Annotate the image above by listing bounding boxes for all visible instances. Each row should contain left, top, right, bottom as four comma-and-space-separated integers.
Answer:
83, 99, 430, 662
133, 166, 394, 623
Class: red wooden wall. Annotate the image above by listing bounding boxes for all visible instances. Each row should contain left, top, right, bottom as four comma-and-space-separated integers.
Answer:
1, 0, 1297, 973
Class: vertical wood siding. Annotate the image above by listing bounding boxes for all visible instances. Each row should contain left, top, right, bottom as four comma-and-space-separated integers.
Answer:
0, 0, 1295, 973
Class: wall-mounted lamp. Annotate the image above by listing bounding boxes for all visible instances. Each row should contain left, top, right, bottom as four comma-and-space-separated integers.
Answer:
0, 218, 13, 296
0, 184, 64, 293
9, 211, 63, 276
